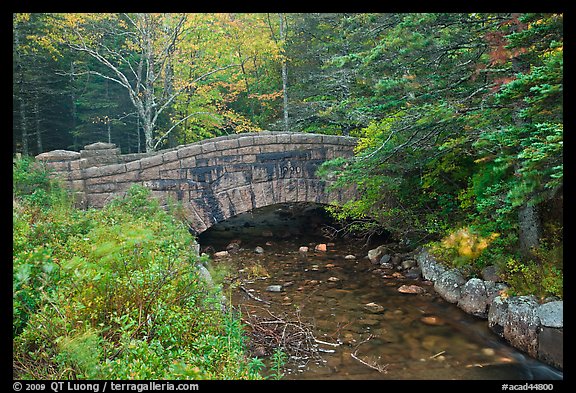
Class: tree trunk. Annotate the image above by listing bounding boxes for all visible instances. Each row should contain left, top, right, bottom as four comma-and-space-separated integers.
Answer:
18, 97, 29, 156
518, 203, 541, 258
70, 62, 79, 150
34, 95, 43, 153
279, 13, 289, 132
14, 20, 29, 156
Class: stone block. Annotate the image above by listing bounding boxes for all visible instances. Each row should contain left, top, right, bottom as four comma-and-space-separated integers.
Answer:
211, 171, 250, 193
280, 178, 299, 203
69, 160, 82, 171
200, 141, 217, 154
238, 135, 255, 147
290, 133, 322, 145
97, 163, 127, 177
177, 144, 202, 159
236, 145, 260, 156
125, 160, 141, 171
140, 154, 164, 169
275, 134, 292, 144
215, 138, 240, 151
538, 327, 563, 370
69, 169, 85, 181
254, 134, 277, 146
86, 183, 118, 193
82, 155, 120, 167
36, 150, 81, 162
227, 185, 255, 215
83, 142, 116, 150
162, 150, 179, 163
251, 181, 275, 209
86, 192, 118, 208
80, 148, 121, 158
70, 179, 85, 192
114, 170, 140, 183
43, 160, 70, 171
160, 168, 186, 180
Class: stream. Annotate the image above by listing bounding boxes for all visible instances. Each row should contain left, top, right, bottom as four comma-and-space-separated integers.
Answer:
198, 203, 563, 380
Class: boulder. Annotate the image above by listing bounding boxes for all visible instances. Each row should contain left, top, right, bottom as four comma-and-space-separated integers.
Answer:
368, 245, 388, 264
315, 243, 327, 252
404, 267, 422, 279
503, 295, 540, 358
488, 295, 509, 337
537, 300, 563, 328
538, 327, 563, 370
416, 249, 447, 282
434, 269, 466, 303
457, 278, 491, 317
401, 259, 417, 270
379, 254, 391, 265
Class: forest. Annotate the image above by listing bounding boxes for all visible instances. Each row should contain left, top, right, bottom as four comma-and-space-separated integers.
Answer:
14, 12, 563, 292
13, 13, 563, 379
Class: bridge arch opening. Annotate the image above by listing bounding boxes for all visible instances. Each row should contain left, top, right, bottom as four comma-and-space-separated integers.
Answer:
196, 202, 390, 253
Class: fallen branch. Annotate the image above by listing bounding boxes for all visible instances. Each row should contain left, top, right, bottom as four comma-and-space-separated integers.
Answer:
241, 306, 324, 364
350, 335, 389, 373
429, 350, 446, 359
239, 285, 271, 304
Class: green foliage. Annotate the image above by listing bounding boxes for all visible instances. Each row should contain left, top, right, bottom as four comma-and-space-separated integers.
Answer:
13, 156, 69, 210
499, 243, 563, 300
269, 347, 288, 380
315, 13, 562, 298
13, 181, 262, 379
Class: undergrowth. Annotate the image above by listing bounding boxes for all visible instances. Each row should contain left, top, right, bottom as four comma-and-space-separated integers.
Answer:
13, 157, 264, 379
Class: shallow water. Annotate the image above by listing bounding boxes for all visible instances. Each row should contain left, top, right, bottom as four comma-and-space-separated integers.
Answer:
198, 204, 563, 380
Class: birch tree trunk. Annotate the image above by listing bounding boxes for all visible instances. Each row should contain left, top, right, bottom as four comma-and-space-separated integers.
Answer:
279, 13, 289, 132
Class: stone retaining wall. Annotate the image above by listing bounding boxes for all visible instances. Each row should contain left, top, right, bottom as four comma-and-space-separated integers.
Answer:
416, 249, 563, 371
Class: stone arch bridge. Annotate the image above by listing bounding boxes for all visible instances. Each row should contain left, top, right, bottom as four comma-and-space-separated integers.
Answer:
36, 132, 358, 234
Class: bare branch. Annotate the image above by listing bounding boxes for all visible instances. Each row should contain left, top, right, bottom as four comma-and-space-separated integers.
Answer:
153, 111, 220, 150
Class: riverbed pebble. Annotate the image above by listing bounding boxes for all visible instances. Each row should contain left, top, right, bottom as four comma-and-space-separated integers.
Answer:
364, 302, 385, 313
398, 284, 425, 294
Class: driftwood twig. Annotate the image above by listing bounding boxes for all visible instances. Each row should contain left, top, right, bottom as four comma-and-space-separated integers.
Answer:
350, 334, 388, 373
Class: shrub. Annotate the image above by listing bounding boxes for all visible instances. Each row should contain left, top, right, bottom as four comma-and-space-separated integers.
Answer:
13, 183, 262, 379
429, 226, 500, 274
